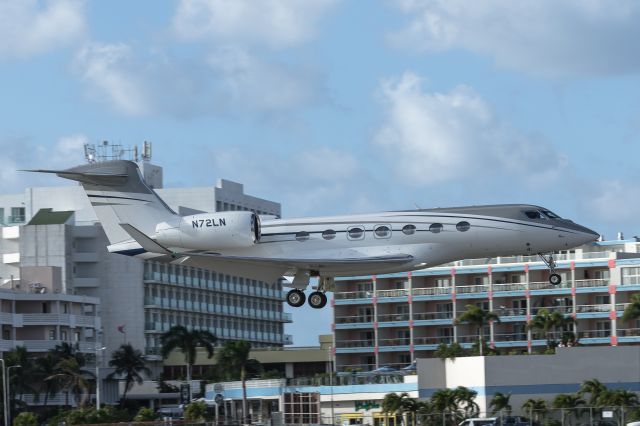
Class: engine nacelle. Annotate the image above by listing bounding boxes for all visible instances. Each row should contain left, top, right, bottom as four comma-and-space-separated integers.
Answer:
155, 211, 260, 250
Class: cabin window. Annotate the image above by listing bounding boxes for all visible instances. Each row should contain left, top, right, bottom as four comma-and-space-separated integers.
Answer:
456, 221, 470, 232
295, 231, 310, 242
374, 225, 391, 239
322, 230, 336, 240
402, 224, 416, 235
429, 223, 443, 233
347, 226, 365, 240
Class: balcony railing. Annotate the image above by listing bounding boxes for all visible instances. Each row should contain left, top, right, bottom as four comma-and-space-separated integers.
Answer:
531, 306, 572, 315
377, 289, 409, 298
456, 285, 489, 294
577, 329, 610, 338
334, 291, 373, 300
575, 304, 610, 313
378, 338, 410, 346
414, 312, 453, 321
493, 333, 527, 342
414, 336, 452, 345
618, 328, 640, 337
496, 308, 526, 317
493, 283, 527, 292
378, 313, 410, 322
335, 339, 374, 348
413, 287, 452, 296
575, 279, 608, 288
335, 315, 373, 324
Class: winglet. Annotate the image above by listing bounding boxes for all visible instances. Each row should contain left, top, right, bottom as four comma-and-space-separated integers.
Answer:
119, 223, 172, 255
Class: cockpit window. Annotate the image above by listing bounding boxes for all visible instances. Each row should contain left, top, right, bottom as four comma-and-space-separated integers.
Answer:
542, 210, 561, 219
524, 210, 544, 220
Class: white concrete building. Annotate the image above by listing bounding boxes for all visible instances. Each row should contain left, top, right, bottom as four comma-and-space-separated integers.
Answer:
0, 159, 291, 359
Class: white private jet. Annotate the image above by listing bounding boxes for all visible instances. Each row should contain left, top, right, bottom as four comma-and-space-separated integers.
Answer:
28, 161, 599, 309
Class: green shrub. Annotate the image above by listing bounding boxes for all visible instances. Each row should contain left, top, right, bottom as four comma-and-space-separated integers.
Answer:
13, 412, 38, 426
134, 407, 158, 422
184, 401, 207, 422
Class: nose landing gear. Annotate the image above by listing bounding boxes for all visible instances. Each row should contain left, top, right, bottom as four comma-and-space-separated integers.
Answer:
539, 253, 562, 285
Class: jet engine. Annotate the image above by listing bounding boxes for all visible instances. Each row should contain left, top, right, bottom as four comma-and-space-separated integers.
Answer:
154, 211, 260, 250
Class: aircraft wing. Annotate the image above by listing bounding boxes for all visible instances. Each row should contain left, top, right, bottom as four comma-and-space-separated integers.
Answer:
119, 223, 414, 283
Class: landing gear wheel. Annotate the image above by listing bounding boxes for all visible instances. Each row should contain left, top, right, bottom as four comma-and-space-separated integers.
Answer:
308, 291, 328, 309
286, 289, 306, 308
549, 273, 562, 286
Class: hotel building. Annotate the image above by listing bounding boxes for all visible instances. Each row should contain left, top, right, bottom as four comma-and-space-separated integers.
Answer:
333, 238, 640, 371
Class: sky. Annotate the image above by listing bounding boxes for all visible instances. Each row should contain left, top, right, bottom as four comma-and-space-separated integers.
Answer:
3, 0, 640, 345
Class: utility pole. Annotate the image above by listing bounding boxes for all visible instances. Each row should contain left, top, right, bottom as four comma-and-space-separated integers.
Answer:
95, 347, 107, 409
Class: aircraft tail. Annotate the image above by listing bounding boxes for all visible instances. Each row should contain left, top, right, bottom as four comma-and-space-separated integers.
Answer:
26, 160, 177, 245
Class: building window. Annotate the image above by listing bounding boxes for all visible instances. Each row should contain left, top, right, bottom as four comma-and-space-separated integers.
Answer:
374, 225, 391, 239
402, 224, 416, 235
621, 267, 640, 285
429, 223, 443, 233
456, 221, 471, 232
347, 226, 365, 240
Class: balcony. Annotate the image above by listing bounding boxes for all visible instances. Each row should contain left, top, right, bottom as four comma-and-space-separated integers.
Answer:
577, 329, 610, 339
334, 290, 373, 300
335, 315, 373, 324
7, 215, 25, 224
414, 312, 453, 321
493, 283, 527, 292
377, 289, 409, 298
378, 313, 410, 322
531, 306, 572, 315
575, 279, 608, 288
575, 304, 610, 313
456, 285, 489, 294
618, 328, 640, 337
414, 336, 452, 346
493, 333, 527, 342
283, 334, 293, 345
335, 339, 374, 348
378, 338, 410, 347
413, 287, 452, 296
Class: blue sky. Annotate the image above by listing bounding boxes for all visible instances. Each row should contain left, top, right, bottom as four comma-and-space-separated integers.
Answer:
3, 0, 640, 345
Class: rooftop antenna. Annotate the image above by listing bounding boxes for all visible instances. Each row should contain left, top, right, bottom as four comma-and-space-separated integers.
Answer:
142, 141, 152, 162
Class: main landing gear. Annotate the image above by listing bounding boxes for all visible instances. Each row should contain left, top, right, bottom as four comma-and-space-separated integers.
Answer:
285, 274, 332, 309
285, 289, 327, 309
539, 253, 562, 285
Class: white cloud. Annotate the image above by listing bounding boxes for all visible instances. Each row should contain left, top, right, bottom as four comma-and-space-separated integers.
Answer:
74, 43, 150, 116
207, 47, 324, 113
73, 42, 325, 117
0, 0, 86, 58
172, 0, 338, 49
389, 0, 640, 76
373, 72, 565, 186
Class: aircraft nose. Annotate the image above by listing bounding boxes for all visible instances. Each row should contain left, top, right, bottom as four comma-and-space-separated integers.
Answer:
574, 223, 600, 244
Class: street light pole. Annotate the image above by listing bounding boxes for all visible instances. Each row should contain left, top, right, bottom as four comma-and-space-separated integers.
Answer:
95, 346, 106, 410
0, 358, 7, 426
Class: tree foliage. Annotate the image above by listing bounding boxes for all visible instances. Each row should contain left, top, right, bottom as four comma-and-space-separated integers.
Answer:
107, 343, 151, 405
454, 305, 500, 356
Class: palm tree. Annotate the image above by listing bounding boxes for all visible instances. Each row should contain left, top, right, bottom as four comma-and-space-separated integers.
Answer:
34, 353, 61, 406
160, 325, 216, 396
107, 344, 151, 406
46, 357, 94, 407
522, 399, 547, 423
429, 389, 459, 426
598, 389, 639, 426
489, 392, 512, 416
382, 392, 414, 425
552, 393, 585, 426
527, 308, 574, 348
453, 386, 479, 419
454, 305, 500, 356
578, 379, 607, 407
216, 340, 262, 423
5, 346, 37, 401
622, 293, 640, 324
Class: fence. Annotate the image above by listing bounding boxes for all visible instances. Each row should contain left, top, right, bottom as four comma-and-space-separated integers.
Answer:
312, 407, 640, 426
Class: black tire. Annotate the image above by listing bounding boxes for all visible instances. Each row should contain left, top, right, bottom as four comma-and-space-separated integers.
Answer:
286, 289, 306, 307
549, 273, 562, 285
308, 291, 328, 309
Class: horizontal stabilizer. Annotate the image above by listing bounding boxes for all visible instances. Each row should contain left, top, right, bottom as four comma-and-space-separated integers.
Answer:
119, 223, 172, 255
